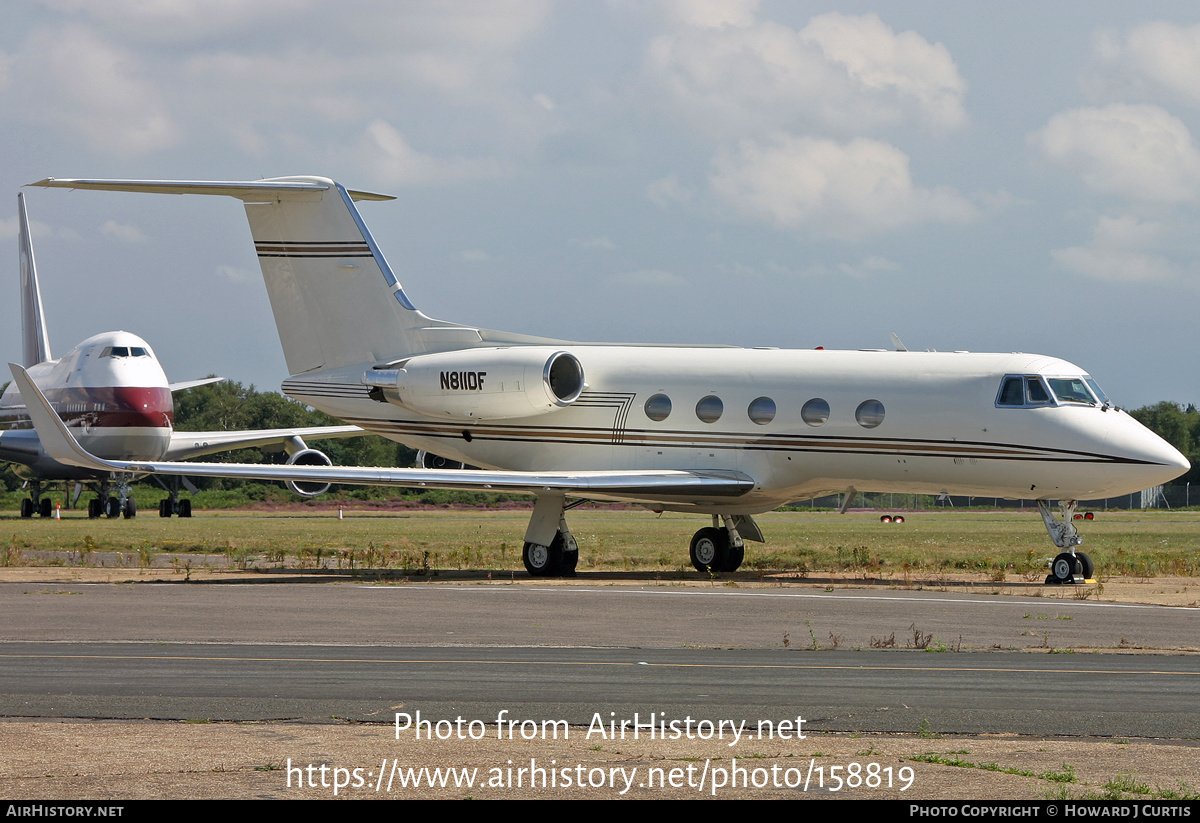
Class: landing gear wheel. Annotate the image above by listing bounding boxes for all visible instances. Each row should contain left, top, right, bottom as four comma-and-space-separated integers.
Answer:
159, 499, 172, 517
179, 499, 192, 518
1051, 552, 1081, 584
690, 527, 730, 572
106, 497, 120, 519
123, 497, 137, 519
1075, 551, 1094, 581
880, 515, 892, 523
88, 499, 102, 519
39, 498, 53, 518
20, 499, 33, 519
523, 539, 562, 577
893, 515, 905, 524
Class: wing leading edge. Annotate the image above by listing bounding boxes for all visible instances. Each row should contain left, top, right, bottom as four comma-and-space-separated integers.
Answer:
10, 364, 754, 503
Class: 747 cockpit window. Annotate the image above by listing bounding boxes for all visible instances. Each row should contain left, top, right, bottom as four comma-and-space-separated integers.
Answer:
99, 346, 150, 358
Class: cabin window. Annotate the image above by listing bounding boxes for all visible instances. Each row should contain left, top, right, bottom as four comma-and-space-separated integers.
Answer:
856, 399, 885, 428
644, 394, 672, 422
801, 398, 829, 426
747, 396, 776, 425
695, 395, 723, 424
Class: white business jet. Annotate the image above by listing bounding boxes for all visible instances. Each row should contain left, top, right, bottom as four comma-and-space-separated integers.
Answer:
17, 176, 1189, 581
1, 192, 363, 519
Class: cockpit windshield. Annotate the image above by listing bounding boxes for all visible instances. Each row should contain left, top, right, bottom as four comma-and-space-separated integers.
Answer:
99, 346, 150, 358
996, 374, 1109, 408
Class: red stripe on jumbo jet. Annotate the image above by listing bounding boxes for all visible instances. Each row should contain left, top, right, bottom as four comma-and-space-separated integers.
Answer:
42, 386, 174, 429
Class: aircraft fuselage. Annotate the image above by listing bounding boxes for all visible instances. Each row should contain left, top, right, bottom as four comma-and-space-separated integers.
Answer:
283, 346, 1185, 513
0, 331, 173, 480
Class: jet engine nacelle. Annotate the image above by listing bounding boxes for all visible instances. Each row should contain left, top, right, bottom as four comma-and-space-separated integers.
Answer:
364, 348, 585, 421
417, 450, 465, 470
284, 448, 332, 497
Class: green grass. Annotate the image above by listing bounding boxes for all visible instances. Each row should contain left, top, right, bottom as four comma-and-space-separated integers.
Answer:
2, 507, 1199, 576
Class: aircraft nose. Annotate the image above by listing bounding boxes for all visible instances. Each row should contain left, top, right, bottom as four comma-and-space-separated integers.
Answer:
1106, 413, 1190, 490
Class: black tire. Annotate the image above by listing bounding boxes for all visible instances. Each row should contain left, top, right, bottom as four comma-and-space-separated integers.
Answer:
561, 549, 579, 576
1051, 552, 1081, 584
523, 539, 562, 577
39, 497, 53, 518
20, 499, 33, 519
123, 497, 137, 519
1075, 551, 1094, 580
88, 498, 102, 519
893, 515, 905, 524
159, 499, 171, 517
106, 497, 120, 519
880, 515, 892, 523
690, 527, 729, 572
723, 541, 745, 572
179, 499, 192, 518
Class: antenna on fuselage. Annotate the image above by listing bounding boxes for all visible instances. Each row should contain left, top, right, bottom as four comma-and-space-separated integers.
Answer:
18, 193, 52, 367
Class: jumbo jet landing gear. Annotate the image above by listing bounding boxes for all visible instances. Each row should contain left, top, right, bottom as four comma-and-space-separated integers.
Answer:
689, 515, 762, 572
1038, 500, 1094, 584
521, 493, 580, 577
19, 482, 54, 518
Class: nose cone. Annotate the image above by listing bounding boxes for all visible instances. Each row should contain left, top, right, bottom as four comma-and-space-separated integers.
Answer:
1105, 413, 1190, 494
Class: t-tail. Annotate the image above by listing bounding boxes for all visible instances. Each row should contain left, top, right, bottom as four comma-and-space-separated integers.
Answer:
18, 192, 52, 368
29, 176, 554, 376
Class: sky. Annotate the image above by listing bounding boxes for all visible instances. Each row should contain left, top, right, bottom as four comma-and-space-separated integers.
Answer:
2, 1, 1199, 408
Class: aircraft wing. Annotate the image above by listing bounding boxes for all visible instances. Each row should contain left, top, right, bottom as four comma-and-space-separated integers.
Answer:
12, 364, 754, 502
168, 377, 226, 392
164, 425, 365, 461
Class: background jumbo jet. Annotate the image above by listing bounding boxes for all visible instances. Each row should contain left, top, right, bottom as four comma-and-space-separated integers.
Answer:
19, 176, 1189, 582
1, 192, 362, 519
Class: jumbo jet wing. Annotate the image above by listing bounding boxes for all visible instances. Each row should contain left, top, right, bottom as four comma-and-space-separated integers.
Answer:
11, 364, 754, 502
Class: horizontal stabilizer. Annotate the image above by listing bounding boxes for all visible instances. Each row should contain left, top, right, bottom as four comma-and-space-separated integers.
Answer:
29, 178, 395, 202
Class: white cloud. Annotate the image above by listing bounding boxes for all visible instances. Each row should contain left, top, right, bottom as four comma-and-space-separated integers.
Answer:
1031, 104, 1200, 203
1090, 22, 1200, 107
645, 175, 694, 208
607, 268, 686, 287
656, 0, 760, 29
709, 136, 975, 238
570, 236, 617, 250
101, 220, 146, 244
354, 120, 510, 186
643, 11, 966, 138
7, 26, 179, 155
1052, 215, 1181, 282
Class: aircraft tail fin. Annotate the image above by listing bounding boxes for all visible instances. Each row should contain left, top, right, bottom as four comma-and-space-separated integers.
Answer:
18, 193, 51, 367
28, 177, 485, 375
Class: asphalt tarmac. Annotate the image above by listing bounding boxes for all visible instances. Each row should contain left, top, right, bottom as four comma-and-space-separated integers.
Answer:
1, 580, 1197, 737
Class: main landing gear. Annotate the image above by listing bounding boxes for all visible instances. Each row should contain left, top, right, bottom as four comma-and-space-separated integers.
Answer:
688, 514, 762, 573
521, 494, 580, 577
18, 481, 54, 519
1038, 500, 1095, 585
86, 478, 137, 519
517, 496, 763, 578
